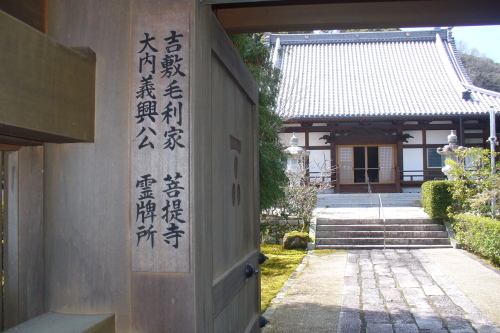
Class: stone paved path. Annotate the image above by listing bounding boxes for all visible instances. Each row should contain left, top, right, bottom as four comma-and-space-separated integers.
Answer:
262, 251, 346, 333
338, 249, 500, 333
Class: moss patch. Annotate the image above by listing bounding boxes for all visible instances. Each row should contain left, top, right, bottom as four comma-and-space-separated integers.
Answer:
313, 248, 345, 255
260, 244, 307, 313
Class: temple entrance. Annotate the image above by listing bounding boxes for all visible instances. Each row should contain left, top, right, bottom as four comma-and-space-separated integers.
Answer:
338, 145, 396, 193
353, 146, 380, 183
1, 0, 499, 331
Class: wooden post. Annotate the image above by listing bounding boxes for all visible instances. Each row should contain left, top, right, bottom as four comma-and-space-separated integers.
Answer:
3, 151, 20, 329
0, 152, 3, 330
2, 147, 44, 330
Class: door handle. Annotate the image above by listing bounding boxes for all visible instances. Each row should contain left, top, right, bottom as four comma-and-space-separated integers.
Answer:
260, 316, 269, 328
245, 263, 257, 278
259, 252, 269, 264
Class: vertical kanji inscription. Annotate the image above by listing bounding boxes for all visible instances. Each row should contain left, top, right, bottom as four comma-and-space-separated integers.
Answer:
131, 13, 190, 273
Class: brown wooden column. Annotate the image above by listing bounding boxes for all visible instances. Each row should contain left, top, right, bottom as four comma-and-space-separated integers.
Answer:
3, 147, 44, 330
329, 126, 340, 193
396, 122, 404, 192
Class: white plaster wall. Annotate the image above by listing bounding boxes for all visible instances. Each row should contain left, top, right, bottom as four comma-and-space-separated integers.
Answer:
309, 150, 331, 174
403, 187, 421, 193
309, 150, 331, 187
280, 132, 306, 146
465, 138, 484, 144
430, 120, 452, 124
403, 148, 423, 181
403, 130, 423, 144
426, 130, 456, 144
308, 132, 330, 146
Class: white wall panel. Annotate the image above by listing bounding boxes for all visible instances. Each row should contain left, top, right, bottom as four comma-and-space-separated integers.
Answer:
280, 132, 306, 146
465, 138, 484, 144
403, 130, 422, 144
308, 132, 330, 146
309, 150, 331, 174
430, 120, 452, 124
426, 130, 455, 144
403, 148, 423, 181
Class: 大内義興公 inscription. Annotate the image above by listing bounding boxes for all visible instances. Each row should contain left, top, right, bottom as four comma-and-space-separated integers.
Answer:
131, 13, 190, 273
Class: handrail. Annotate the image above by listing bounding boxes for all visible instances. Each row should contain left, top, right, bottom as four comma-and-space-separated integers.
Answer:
307, 171, 335, 187
322, 166, 447, 183
378, 193, 386, 250
366, 170, 372, 193
309, 167, 447, 192
399, 170, 446, 182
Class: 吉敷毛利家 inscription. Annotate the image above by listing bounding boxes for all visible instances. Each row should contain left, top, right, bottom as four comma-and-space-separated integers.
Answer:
131, 13, 190, 273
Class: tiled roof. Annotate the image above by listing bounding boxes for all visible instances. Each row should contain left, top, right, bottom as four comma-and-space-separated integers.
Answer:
271, 29, 500, 120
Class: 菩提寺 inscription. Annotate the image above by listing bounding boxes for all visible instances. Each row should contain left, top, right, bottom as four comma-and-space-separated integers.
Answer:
131, 13, 190, 273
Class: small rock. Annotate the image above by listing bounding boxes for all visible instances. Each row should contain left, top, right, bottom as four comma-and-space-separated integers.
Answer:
283, 232, 309, 249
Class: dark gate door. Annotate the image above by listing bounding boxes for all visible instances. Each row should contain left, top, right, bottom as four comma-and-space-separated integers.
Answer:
208, 13, 260, 333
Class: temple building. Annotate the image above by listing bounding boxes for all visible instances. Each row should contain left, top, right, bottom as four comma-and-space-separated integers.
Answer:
272, 29, 500, 193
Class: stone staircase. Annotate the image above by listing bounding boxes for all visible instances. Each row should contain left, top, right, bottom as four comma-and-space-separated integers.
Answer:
313, 193, 452, 249
316, 192, 422, 208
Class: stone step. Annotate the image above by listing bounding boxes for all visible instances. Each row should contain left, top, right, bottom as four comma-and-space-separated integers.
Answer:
316, 224, 446, 232
316, 230, 449, 238
317, 201, 421, 207
318, 202, 422, 208
317, 193, 422, 199
316, 193, 422, 208
316, 237, 451, 246
316, 218, 442, 225
315, 244, 453, 249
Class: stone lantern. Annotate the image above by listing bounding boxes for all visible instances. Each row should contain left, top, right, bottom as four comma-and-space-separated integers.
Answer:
437, 130, 463, 180
284, 133, 309, 185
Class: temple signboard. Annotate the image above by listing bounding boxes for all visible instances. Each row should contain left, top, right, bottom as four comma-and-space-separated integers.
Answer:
130, 13, 190, 273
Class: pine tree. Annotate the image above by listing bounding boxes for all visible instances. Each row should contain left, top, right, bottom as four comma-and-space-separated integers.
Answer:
229, 34, 289, 210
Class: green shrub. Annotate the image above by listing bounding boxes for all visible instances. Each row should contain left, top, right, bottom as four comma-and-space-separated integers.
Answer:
446, 148, 500, 216
421, 180, 454, 218
284, 230, 310, 240
452, 214, 500, 266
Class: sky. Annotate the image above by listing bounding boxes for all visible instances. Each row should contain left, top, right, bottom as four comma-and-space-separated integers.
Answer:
402, 25, 500, 63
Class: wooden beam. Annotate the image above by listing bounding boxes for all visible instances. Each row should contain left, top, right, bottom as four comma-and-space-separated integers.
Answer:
0, 144, 22, 151
0, 11, 95, 143
202, 0, 283, 3
214, 0, 500, 34
0, 0, 46, 33
0, 135, 43, 147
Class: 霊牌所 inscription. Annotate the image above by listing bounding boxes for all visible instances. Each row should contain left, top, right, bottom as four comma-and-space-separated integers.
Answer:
131, 13, 190, 273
